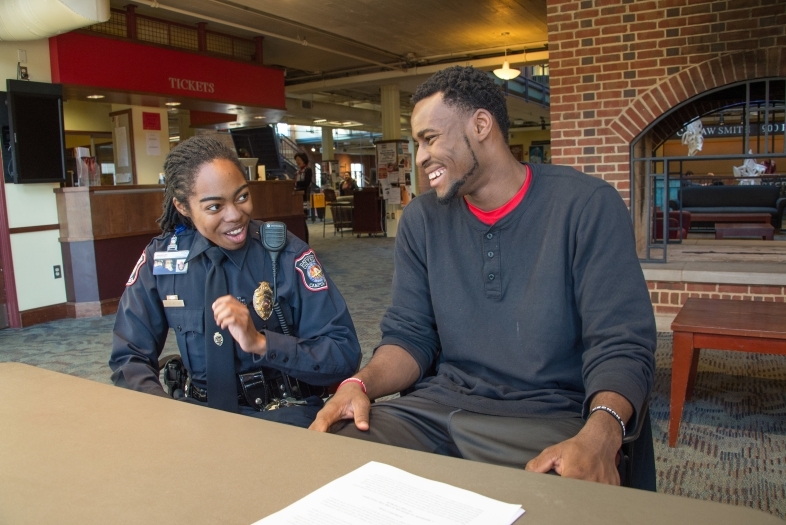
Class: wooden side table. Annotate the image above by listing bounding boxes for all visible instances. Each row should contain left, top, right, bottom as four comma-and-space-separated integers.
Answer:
669, 298, 786, 447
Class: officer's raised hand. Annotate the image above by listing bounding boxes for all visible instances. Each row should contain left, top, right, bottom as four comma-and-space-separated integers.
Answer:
212, 295, 267, 355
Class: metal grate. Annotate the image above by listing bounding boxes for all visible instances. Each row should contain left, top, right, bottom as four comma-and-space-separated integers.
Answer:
86, 9, 126, 38
83, 9, 257, 62
137, 17, 169, 46
170, 25, 198, 51
233, 39, 255, 61
206, 32, 233, 56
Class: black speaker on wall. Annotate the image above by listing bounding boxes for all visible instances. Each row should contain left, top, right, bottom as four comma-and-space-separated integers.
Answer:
0, 91, 13, 184
5, 80, 66, 184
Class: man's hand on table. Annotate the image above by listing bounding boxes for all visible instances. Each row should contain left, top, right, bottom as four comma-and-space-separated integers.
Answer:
524, 413, 623, 484
309, 345, 420, 433
309, 382, 371, 432
525, 391, 632, 485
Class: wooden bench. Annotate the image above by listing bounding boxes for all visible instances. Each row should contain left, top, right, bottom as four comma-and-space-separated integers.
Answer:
669, 298, 786, 447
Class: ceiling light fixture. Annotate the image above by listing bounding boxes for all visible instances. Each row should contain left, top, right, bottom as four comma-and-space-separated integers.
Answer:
86, 94, 104, 99
493, 32, 520, 81
254, 116, 266, 119
314, 119, 327, 124
165, 102, 180, 106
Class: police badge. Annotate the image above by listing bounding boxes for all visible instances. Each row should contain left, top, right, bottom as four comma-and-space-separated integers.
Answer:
213, 332, 224, 346
253, 281, 274, 320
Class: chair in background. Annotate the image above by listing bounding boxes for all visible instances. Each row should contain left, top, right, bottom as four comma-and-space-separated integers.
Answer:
322, 188, 337, 237
330, 196, 354, 237
310, 192, 325, 224
619, 401, 655, 490
654, 210, 691, 241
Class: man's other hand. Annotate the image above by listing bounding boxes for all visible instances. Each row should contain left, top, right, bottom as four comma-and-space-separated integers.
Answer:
309, 382, 371, 432
524, 410, 623, 485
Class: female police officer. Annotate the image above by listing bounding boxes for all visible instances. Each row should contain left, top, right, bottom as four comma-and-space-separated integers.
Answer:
109, 136, 361, 428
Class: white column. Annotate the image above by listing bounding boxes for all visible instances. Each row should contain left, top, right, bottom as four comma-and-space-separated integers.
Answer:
380, 84, 401, 140
321, 126, 334, 161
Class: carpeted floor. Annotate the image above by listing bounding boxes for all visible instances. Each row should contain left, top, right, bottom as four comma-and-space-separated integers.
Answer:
1, 221, 784, 519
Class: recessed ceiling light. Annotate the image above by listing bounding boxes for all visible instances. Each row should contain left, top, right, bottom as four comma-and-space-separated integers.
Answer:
314, 119, 327, 124
254, 115, 266, 119
165, 101, 180, 106
230, 107, 243, 112
86, 94, 104, 99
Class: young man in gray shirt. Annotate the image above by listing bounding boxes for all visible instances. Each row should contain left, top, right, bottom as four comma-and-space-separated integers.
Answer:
310, 66, 656, 488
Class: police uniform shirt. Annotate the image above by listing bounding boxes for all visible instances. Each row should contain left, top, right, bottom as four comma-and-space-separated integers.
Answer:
110, 220, 362, 397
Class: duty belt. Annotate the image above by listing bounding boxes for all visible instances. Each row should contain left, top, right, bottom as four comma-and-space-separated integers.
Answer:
184, 370, 328, 412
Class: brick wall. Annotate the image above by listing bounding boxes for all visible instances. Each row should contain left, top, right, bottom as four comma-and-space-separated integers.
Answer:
647, 281, 786, 315
546, 0, 786, 204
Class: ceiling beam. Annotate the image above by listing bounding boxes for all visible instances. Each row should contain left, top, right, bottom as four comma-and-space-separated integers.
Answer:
130, 0, 406, 71
285, 51, 549, 94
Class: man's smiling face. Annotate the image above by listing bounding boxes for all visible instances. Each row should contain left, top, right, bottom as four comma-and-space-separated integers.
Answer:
412, 93, 480, 204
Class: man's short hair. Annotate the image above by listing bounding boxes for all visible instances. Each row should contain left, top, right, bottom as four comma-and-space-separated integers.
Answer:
412, 66, 510, 138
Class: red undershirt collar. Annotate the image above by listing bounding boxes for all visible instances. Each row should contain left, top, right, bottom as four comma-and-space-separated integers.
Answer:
465, 165, 531, 226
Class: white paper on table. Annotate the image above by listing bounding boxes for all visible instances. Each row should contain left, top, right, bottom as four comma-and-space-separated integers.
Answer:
146, 132, 161, 156
252, 461, 524, 525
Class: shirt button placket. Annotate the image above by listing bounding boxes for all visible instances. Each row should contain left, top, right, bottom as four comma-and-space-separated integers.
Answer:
482, 230, 501, 297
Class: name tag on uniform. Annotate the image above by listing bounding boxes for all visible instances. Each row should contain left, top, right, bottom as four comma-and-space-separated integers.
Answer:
163, 295, 185, 308
152, 250, 189, 275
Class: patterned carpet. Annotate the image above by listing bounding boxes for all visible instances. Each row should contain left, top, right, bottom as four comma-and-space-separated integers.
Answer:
1, 221, 784, 519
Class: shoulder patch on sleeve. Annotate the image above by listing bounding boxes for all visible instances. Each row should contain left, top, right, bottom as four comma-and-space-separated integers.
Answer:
126, 252, 146, 286
294, 249, 328, 292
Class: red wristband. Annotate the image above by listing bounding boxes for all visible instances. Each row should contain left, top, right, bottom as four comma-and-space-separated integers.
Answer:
337, 377, 367, 394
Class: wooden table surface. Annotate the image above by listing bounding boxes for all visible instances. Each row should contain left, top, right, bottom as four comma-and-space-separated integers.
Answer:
1, 363, 783, 525
671, 297, 786, 339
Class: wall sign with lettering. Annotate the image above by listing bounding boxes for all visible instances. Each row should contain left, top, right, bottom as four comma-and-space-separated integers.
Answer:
142, 112, 161, 131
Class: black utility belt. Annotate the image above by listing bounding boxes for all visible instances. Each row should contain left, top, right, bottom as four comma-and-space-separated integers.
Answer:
186, 370, 328, 412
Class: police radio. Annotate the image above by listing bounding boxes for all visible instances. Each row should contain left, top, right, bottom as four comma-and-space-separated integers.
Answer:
261, 221, 290, 336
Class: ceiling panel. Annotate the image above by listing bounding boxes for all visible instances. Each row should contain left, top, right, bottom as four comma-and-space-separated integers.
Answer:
106, 0, 550, 130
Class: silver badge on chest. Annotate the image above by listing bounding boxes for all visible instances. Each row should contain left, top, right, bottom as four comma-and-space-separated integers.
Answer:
213, 332, 224, 346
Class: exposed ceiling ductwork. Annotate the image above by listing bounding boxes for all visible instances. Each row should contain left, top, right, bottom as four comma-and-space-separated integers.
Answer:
0, 0, 110, 41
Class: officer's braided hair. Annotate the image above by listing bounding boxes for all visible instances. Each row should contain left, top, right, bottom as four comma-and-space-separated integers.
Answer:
157, 136, 246, 232
411, 65, 510, 140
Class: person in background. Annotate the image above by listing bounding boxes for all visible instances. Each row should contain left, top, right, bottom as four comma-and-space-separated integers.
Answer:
310, 66, 656, 489
110, 136, 361, 428
339, 172, 358, 196
294, 153, 313, 216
